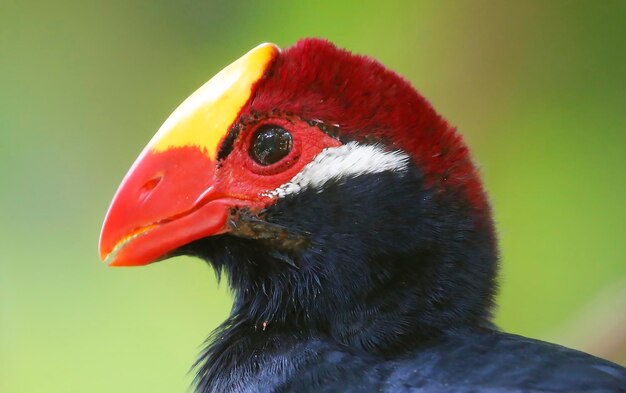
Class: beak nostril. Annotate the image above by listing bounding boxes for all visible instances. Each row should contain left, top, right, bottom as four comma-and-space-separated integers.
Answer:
139, 175, 163, 202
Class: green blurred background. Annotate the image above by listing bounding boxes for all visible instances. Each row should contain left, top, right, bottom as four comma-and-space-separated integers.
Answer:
1, 1, 625, 391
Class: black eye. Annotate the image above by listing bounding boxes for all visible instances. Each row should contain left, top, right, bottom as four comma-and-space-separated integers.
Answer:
249, 125, 293, 166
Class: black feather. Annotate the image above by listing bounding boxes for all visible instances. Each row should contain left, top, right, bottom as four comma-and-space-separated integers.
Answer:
179, 161, 626, 392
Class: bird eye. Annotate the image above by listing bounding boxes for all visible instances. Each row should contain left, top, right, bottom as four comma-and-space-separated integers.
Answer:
249, 125, 293, 166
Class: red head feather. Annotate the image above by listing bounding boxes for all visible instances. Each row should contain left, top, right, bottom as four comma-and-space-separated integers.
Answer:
241, 38, 486, 209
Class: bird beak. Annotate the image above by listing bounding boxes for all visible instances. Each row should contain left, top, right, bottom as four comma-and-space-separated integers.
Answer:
99, 43, 280, 267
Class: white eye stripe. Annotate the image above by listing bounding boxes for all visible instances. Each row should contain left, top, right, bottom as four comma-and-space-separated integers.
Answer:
264, 142, 410, 198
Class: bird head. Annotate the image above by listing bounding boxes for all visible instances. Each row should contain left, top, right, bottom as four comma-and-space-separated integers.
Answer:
99, 39, 497, 347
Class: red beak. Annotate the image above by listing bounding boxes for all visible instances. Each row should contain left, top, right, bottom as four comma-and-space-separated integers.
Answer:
99, 43, 279, 266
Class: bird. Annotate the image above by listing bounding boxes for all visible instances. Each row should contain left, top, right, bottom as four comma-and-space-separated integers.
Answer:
99, 39, 626, 392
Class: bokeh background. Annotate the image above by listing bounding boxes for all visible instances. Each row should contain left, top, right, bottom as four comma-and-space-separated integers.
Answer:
1, 1, 625, 391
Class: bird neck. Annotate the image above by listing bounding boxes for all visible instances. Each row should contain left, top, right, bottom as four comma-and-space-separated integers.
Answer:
229, 241, 496, 358
225, 185, 498, 356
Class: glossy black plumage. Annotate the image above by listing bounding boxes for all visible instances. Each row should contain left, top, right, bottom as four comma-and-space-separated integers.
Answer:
179, 163, 626, 392
193, 328, 626, 392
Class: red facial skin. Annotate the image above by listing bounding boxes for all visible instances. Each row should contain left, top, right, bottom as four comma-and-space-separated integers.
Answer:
217, 118, 341, 203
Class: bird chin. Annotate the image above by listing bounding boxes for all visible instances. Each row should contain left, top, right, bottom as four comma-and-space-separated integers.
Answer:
228, 207, 311, 252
